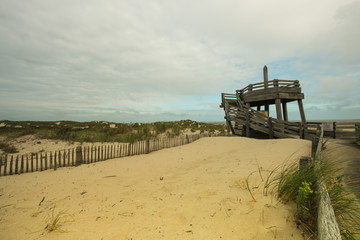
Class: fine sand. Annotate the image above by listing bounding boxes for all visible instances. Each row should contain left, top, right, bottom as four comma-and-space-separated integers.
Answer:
0, 137, 312, 240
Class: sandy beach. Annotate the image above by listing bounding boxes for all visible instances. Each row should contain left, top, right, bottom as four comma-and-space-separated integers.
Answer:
0, 137, 312, 240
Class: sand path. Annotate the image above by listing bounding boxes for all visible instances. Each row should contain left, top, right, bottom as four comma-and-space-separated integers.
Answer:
0, 137, 311, 240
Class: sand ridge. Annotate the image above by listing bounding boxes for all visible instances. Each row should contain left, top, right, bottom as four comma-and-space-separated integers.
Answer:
0, 137, 312, 240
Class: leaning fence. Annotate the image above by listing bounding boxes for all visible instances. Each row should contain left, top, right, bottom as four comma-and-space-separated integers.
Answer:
0, 133, 216, 177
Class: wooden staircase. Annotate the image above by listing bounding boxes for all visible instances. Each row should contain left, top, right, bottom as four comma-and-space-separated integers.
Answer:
220, 80, 309, 139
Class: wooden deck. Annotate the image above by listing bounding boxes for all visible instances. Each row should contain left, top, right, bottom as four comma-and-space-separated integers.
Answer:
221, 77, 310, 139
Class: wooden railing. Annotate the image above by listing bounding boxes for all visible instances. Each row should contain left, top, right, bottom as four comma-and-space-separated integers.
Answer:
0, 133, 216, 177
237, 79, 300, 95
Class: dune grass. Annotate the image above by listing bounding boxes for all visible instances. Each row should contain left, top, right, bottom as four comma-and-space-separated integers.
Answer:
45, 208, 73, 232
0, 141, 18, 153
265, 156, 360, 239
0, 120, 226, 144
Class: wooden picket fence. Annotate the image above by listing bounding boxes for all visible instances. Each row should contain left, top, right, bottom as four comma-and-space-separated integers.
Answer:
0, 133, 216, 177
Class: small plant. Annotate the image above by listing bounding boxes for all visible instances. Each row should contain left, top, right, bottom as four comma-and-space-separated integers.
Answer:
296, 181, 314, 220
53, 164, 59, 171
45, 208, 72, 232
266, 156, 360, 239
0, 141, 18, 153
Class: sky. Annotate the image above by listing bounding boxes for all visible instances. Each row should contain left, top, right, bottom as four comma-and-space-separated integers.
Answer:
1, 0, 359, 123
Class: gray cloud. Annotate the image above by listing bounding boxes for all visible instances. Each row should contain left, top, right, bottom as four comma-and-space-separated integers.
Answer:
0, 0, 359, 122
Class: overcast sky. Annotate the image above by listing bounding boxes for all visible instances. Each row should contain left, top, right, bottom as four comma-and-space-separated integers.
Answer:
1, 0, 359, 123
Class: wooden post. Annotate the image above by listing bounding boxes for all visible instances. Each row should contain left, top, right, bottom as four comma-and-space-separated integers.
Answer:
297, 99, 306, 125
299, 123, 304, 139
297, 99, 307, 138
40, 153, 44, 171
31, 154, 34, 172
268, 117, 274, 139
58, 151, 61, 167
246, 112, 250, 138
44, 153, 48, 170
20, 154, 24, 173
299, 156, 313, 170
275, 98, 282, 121
9, 156, 13, 175
72, 148, 75, 165
50, 152, 53, 169
15, 155, 19, 174
274, 79, 279, 87
26, 154, 29, 173
63, 150, 66, 166
0, 155, 2, 176
282, 102, 288, 121
3, 155, 8, 176
263, 65, 268, 88
75, 146, 82, 166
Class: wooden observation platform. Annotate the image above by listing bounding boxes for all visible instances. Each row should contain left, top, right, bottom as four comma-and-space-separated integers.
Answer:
221, 66, 308, 139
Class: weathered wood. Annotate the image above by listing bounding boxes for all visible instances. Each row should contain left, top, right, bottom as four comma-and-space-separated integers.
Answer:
15, 155, 19, 174
263, 65, 268, 88
75, 146, 82, 166
62, 150, 66, 166
9, 156, 14, 175
3, 155, 8, 176
0, 155, 2, 176
50, 152, 53, 169
72, 148, 75, 165
282, 102, 288, 121
275, 98, 282, 121
268, 117, 274, 139
299, 156, 313, 170
44, 153, 48, 170
20, 154, 24, 173
25, 154, 29, 173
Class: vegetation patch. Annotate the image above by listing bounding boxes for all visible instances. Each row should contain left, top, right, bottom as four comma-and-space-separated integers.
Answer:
266, 156, 360, 239
0, 141, 18, 153
0, 120, 226, 144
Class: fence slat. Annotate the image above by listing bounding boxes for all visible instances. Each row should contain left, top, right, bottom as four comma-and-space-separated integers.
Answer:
44, 153, 48, 170
3, 155, 8, 176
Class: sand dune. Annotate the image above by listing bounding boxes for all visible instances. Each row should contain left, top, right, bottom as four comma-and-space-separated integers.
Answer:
0, 137, 312, 240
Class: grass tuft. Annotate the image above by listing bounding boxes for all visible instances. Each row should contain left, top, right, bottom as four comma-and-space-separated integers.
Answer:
265, 155, 360, 239
45, 208, 72, 232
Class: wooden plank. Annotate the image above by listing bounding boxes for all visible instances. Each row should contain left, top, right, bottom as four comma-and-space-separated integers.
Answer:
50, 152, 53, 169
68, 149, 71, 166
63, 150, 66, 166
44, 153, 48, 170
0, 155, 2, 176
72, 148, 75, 165
20, 154, 24, 174
15, 155, 19, 174
76, 147, 82, 166
9, 156, 13, 175
25, 154, 29, 173
3, 155, 8, 176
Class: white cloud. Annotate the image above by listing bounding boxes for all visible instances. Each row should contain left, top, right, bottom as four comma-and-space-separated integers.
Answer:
0, 0, 359, 122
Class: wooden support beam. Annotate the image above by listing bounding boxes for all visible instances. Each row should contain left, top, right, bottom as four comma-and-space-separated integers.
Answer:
265, 104, 269, 112
257, 105, 261, 111
245, 103, 250, 137
275, 98, 282, 121
298, 99, 306, 123
282, 102, 288, 121
298, 99, 307, 138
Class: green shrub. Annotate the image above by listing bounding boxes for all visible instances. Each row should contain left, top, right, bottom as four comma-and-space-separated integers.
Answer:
0, 141, 18, 153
